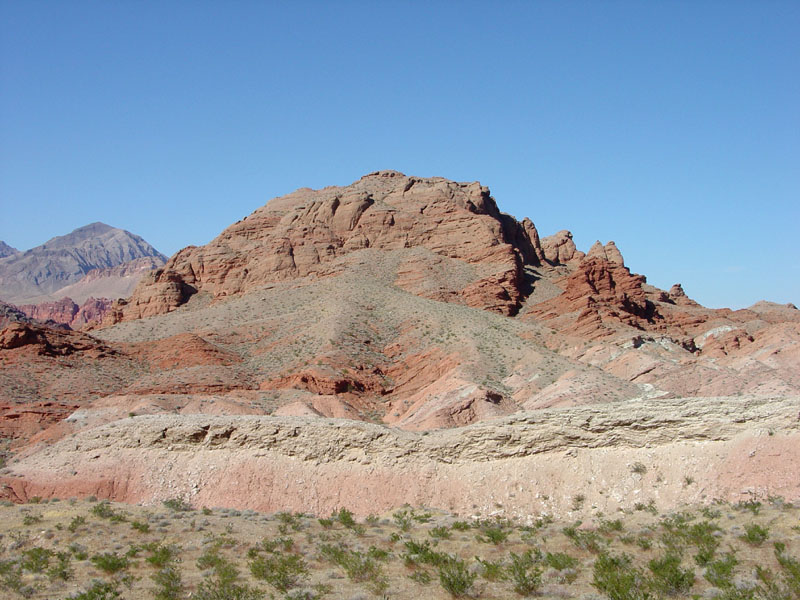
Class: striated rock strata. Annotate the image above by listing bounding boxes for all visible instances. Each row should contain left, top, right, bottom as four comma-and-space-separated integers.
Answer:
2, 396, 797, 518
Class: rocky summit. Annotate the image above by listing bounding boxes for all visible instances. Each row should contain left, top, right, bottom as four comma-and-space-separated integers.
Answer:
0, 172, 798, 523
0, 222, 166, 304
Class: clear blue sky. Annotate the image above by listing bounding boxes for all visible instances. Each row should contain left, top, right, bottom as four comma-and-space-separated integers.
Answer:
1, 1, 798, 309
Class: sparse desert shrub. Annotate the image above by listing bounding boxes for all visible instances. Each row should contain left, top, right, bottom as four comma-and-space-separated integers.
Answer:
438, 556, 476, 598
21, 546, 53, 572
319, 543, 375, 581
151, 565, 184, 600
544, 551, 578, 571
0, 558, 24, 594
476, 556, 506, 581
276, 511, 303, 532
403, 539, 452, 568
68, 515, 86, 532
195, 559, 261, 600
131, 519, 150, 533
67, 580, 122, 600
90, 501, 126, 522
563, 522, 605, 553
145, 543, 179, 569
393, 508, 414, 531
736, 498, 762, 515
90, 552, 129, 574
592, 552, 652, 600
775, 547, 800, 597
249, 551, 308, 591
507, 550, 542, 596
598, 519, 625, 535
741, 523, 769, 545
47, 551, 73, 581
451, 520, 471, 531
648, 552, 694, 595
22, 514, 42, 526
429, 525, 451, 539
704, 553, 738, 588
476, 525, 509, 545
162, 497, 192, 512
631, 462, 647, 475
69, 543, 89, 560
409, 569, 433, 584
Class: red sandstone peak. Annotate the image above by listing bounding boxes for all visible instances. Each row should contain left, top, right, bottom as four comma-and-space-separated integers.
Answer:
118, 173, 547, 320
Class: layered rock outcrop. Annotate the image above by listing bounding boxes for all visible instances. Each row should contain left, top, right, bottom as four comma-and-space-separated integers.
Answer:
3, 396, 797, 517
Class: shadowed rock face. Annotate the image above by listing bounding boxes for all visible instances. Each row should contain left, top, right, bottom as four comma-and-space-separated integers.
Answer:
119, 171, 546, 319
0, 223, 167, 304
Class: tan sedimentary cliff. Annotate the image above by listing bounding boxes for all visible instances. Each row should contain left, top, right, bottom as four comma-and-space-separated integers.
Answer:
3, 395, 797, 518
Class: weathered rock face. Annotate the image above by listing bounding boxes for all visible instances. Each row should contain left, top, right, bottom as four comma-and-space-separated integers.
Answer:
16, 297, 113, 330
0, 322, 118, 358
527, 256, 658, 337
541, 230, 584, 264
586, 240, 624, 266
120, 172, 545, 319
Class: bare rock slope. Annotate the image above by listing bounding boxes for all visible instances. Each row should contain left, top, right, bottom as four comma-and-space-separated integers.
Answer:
0, 223, 166, 304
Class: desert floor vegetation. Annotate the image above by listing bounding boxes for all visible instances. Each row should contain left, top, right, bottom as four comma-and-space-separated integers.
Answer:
0, 496, 797, 599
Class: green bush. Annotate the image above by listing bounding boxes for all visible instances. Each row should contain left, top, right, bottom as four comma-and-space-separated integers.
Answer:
592, 553, 652, 600
68, 515, 87, 532
741, 523, 769, 545
151, 565, 184, 600
47, 551, 73, 582
67, 580, 122, 600
131, 520, 151, 533
704, 553, 738, 588
476, 525, 509, 545
162, 498, 192, 512
393, 508, 414, 531
438, 557, 476, 598
145, 544, 179, 569
430, 525, 452, 539
648, 552, 694, 595
21, 546, 53, 572
544, 551, 578, 571
507, 550, 542, 596
476, 557, 506, 581
249, 552, 308, 591
90, 552, 129, 574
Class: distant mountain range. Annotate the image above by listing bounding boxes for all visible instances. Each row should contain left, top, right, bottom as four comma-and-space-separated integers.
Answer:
0, 223, 166, 305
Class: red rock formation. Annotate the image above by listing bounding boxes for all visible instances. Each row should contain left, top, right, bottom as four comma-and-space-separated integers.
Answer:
541, 230, 585, 265
0, 322, 117, 358
118, 172, 544, 320
0, 401, 80, 442
125, 333, 241, 369
17, 297, 113, 329
527, 256, 659, 338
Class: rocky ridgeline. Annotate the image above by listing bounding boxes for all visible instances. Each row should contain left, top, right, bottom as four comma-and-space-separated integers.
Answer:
116, 171, 553, 320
